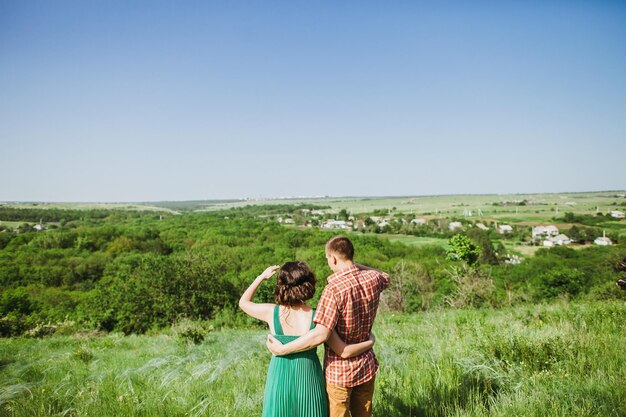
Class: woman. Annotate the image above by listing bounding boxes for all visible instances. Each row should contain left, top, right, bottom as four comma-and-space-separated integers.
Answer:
239, 262, 375, 417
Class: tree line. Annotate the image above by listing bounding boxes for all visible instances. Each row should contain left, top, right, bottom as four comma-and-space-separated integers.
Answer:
0, 206, 624, 336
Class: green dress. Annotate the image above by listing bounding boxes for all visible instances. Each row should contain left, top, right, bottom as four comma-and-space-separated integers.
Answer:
262, 305, 329, 417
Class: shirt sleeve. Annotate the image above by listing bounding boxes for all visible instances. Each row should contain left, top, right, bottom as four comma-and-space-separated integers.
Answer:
313, 286, 339, 330
379, 271, 390, 290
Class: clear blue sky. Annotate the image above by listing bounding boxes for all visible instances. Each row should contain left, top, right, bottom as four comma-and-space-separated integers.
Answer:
1, 1, 625, 202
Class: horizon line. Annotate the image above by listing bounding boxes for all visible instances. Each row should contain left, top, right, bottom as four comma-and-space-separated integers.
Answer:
2, 189, 625, 205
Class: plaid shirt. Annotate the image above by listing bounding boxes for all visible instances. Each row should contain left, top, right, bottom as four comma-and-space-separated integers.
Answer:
314, 265, 389, 387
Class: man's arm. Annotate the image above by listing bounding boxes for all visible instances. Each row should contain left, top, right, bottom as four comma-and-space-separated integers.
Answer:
354, 263, 380, 272
266, 325, 332, 356
355, 263, 390, 289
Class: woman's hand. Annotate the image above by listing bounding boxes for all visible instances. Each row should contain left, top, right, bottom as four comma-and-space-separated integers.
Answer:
259, 265, 280, 280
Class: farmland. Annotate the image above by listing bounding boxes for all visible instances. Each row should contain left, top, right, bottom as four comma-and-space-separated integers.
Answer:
193, 191, 626, 221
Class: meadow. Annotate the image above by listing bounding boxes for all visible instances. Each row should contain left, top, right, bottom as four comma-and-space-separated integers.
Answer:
1, 195, 625, 416
1, 301, 624, 417
195, 191, 626, 220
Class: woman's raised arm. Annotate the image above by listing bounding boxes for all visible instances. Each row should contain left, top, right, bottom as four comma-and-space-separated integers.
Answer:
238, 265, 279, 323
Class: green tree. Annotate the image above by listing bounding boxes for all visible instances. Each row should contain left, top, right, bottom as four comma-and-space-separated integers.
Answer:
466, 228, 499, 265
446, 234, 482, 267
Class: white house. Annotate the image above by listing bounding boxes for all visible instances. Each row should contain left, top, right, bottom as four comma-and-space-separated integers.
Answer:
611, 210, 625, 219
33, 224, 46, 231
449, 221, 463, 231
411, 218, 426, 225
476, 223, 489, 231
321, 220, 350, 230
498, 224, 513, 234
377, 220, 390, 228
594, 231, 613, 246
283, 218, 295, 224
543, 234, 572, 247
532, 225, 559, 239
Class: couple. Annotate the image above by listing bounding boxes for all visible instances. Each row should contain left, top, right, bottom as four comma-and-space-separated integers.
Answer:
239, 236, 389, 417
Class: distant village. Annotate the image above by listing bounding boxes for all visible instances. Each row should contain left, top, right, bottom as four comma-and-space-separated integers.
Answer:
273, 208, 625, 252
2, 204, 623, 264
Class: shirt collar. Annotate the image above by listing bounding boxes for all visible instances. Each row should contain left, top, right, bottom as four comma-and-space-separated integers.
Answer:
328, 264, 359, 282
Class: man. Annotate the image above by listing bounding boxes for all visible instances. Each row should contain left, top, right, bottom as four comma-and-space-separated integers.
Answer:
267, 236, 389, 417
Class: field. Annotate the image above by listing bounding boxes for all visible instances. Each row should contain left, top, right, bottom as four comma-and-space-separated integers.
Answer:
377, 234, 451, 249
1, 301, 624, 417
0, 202, 177, 214
196, 191, 626, 220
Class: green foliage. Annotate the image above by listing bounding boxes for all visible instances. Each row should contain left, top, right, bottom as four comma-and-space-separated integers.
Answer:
534, 268, 589, 299
0, 287, 35, 316
445, 265, 496, 308
466, 228, 499, 265
382, 260, 435, 311
2, 204, 625, 335
171, 318, 214, 344
447, 234, 482, 267
90, 252, 238, 334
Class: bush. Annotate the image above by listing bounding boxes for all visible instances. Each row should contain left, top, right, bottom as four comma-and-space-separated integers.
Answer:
0, 313, 27, 337
25, 324, 57, 338
382, 260, 435, 312
445, 266, 496, 309
0, 287, 36, 316
171, 318, 214, 344
534, 268, 589, 299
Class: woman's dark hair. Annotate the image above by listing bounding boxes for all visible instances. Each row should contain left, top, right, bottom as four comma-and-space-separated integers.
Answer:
274, 261, 316, 306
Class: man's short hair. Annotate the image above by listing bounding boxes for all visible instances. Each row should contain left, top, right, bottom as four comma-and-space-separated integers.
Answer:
326, 236, 354, 261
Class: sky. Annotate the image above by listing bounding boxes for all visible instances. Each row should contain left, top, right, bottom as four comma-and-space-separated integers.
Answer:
1, 1, 625, 202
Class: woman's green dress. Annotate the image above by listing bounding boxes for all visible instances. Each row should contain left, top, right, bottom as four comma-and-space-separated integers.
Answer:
262, 305, 329, 417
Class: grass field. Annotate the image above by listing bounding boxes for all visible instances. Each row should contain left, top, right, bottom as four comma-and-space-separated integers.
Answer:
0, 202, 178, 214
1, 301, 624, 417
379, 234, 451, 249
4, 192, 625, 221
198, 191, 626, 220
0, 221, 27, 230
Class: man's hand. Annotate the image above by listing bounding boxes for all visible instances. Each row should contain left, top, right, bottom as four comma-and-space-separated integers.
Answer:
266, 334, 286, 356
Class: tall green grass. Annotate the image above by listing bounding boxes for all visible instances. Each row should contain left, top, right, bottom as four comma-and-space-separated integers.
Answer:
1, 301, 624, 416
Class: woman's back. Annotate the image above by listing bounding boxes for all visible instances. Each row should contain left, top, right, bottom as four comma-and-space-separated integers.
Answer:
271, 304, 315, 336
263, 305, 328, 417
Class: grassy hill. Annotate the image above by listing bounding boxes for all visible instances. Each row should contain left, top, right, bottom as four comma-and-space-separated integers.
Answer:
1, 301, 624, 417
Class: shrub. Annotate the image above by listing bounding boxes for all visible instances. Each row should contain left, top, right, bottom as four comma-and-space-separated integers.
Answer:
382, 260, 435, 312
445, 266, 495, 309
171, 318, 214, 344
24, 324, 57, 338
534, 268, 589, 299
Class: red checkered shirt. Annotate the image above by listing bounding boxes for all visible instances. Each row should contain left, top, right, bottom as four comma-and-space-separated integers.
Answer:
313, 264, 389, 387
